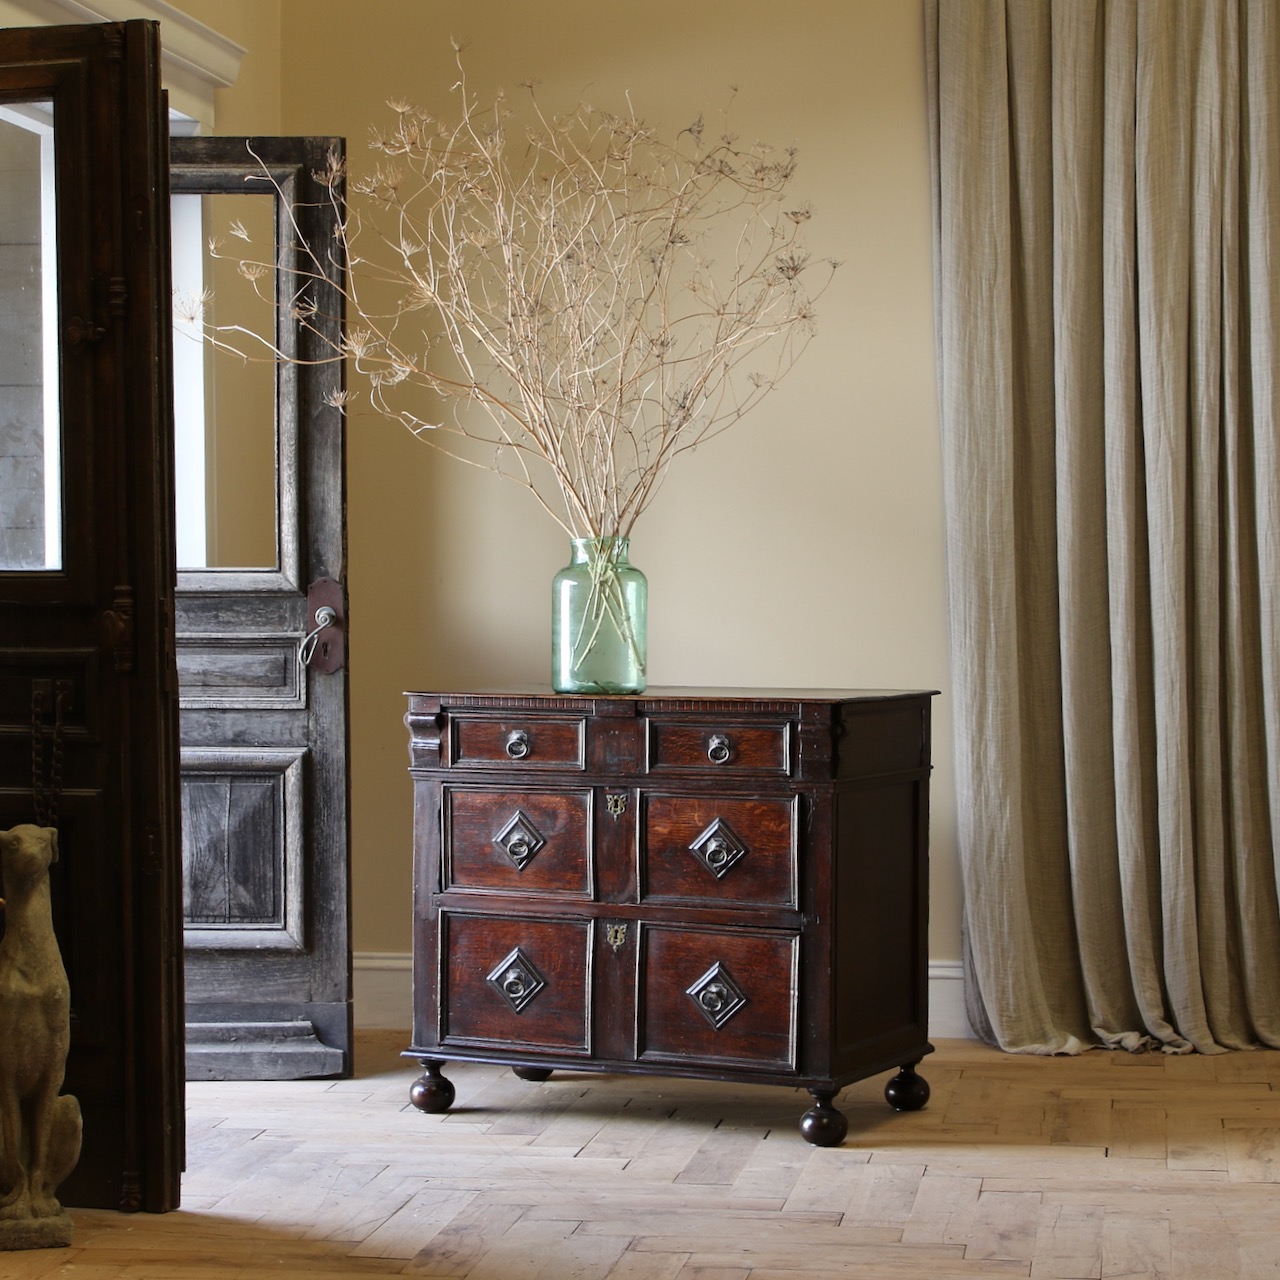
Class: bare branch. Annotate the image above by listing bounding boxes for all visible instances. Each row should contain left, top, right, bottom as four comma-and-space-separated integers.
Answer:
184, 50, 835, 538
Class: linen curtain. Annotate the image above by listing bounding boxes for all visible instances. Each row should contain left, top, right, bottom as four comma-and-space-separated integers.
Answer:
925, 0, 1280, 1053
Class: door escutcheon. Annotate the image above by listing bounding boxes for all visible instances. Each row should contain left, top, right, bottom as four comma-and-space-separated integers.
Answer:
301, 578, 345, 674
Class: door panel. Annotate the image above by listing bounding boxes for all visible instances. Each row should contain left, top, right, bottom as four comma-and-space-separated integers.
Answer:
181, 747, 306, 946
0, 21, 182, 1211
169, 136, 350, 1080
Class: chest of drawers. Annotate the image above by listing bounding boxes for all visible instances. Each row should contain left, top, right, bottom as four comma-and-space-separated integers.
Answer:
404, 687, 935, 1144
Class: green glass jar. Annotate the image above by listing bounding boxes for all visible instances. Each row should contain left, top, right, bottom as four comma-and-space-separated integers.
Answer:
552, 536, 647, 694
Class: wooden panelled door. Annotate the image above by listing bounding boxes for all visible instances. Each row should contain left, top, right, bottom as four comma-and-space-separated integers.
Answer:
0, 21, 183, 1211
169, 136, 351, 1081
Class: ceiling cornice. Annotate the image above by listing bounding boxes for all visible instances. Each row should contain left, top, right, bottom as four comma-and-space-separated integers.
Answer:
0, 0, 245, 125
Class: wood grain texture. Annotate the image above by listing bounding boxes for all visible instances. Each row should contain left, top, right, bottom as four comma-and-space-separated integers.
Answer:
409, 690, 935, 1148
6, 1032, 1279, 1277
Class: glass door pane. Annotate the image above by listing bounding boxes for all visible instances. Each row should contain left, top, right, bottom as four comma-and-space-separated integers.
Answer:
172, 189, 279, 570
0, 101, 58, 570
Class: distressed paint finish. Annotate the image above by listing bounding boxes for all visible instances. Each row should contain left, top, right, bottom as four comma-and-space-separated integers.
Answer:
171, 136, 351, 1083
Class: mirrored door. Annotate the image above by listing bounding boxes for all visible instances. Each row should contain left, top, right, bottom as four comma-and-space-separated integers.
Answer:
0, 20, 182, 1212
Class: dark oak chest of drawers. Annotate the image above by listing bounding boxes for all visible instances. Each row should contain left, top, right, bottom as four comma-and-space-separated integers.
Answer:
404, 687, 936, 1144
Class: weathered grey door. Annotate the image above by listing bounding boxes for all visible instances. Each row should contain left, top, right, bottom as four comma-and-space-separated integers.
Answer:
0, 21, 183, 1210
169, 136, 351, 1080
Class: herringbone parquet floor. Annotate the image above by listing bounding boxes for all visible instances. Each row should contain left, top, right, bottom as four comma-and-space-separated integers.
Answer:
9, 1032, 1280, 1278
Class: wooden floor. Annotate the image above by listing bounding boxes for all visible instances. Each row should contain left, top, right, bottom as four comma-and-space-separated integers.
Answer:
10, 1032, 1280, 1278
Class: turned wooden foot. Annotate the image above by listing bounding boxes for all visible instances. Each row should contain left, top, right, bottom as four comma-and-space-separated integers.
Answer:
799, 1089, 848, 1147
408, 1059, 455, 1114
511, 1065, 553, 1082
884, 1060, 930, 1112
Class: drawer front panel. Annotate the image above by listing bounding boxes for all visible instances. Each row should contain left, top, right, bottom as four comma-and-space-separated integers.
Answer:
450, 715, 585, 769
444, 787, 592, 898
646, 719, 791, 776
440, 912, 590, 1053
640, 793, 797, 909
638, 924, 797, 1071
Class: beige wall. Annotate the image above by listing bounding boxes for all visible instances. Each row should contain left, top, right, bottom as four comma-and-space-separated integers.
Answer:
170, 0, 282, 133
173, 0, 960, 965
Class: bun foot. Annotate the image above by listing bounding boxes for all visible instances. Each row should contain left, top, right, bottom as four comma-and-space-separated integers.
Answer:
511, 1065, 553, 1082
884, 1061, 930, 1112
409, 1059, 455, 1114
799, 1089, 848, 1146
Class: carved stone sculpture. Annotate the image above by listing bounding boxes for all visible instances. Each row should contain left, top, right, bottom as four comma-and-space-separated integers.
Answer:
0, 825, 81, 1250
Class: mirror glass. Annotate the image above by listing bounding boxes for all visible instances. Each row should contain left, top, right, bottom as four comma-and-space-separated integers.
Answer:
172, 191, 279, 570
0, 103, 59, 571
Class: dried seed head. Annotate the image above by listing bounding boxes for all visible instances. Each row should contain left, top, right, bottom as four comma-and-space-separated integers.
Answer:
173, 288, 214, 326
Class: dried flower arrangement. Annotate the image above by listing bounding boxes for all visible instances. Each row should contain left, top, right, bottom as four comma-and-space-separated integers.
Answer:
191, 50, 836, 543
184, 51, 835, 692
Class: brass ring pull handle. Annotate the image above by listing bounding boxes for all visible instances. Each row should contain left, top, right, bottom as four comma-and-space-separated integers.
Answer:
505, 729, 531, 759
699, 984, 727, 1012
704, 839, 730, 867
707, 733, 732, 764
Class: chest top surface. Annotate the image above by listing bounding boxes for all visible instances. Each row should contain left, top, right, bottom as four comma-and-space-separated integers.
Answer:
406, 686, 937, 704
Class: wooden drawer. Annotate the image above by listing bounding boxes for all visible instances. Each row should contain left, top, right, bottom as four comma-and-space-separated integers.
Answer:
438, 912, 591, 1053
645, 718, 791, 776
443, 787, 592, 898
637, 924, 798, 1071
640, 793, 797, 909
449, 714, 585, 770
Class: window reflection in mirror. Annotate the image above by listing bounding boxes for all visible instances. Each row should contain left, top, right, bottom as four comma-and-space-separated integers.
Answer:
172, 191, 278, 570
0, 102, 59, 571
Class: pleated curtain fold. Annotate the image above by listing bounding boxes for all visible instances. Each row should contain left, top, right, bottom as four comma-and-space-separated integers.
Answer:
925, 0, 1280, 1053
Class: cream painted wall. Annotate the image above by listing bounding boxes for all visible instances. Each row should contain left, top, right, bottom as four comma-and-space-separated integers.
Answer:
169, 0, 960, 969
167, 0, 281, 133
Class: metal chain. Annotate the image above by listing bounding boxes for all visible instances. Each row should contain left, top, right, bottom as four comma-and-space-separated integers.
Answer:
32, 684, 46, 823
31, 683, 65, 830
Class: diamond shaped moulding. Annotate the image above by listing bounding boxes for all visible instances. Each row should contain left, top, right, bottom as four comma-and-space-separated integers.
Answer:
487, 947, 547, 1014
493, 809, 546, 871
686, 961, 748, 1029
688, 817, 748, 879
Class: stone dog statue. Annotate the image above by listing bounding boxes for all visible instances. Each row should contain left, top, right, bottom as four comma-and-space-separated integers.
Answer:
0, 824, 81, 1250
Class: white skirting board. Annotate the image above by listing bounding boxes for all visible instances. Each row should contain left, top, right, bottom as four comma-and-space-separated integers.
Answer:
352, 953, 975, 1039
